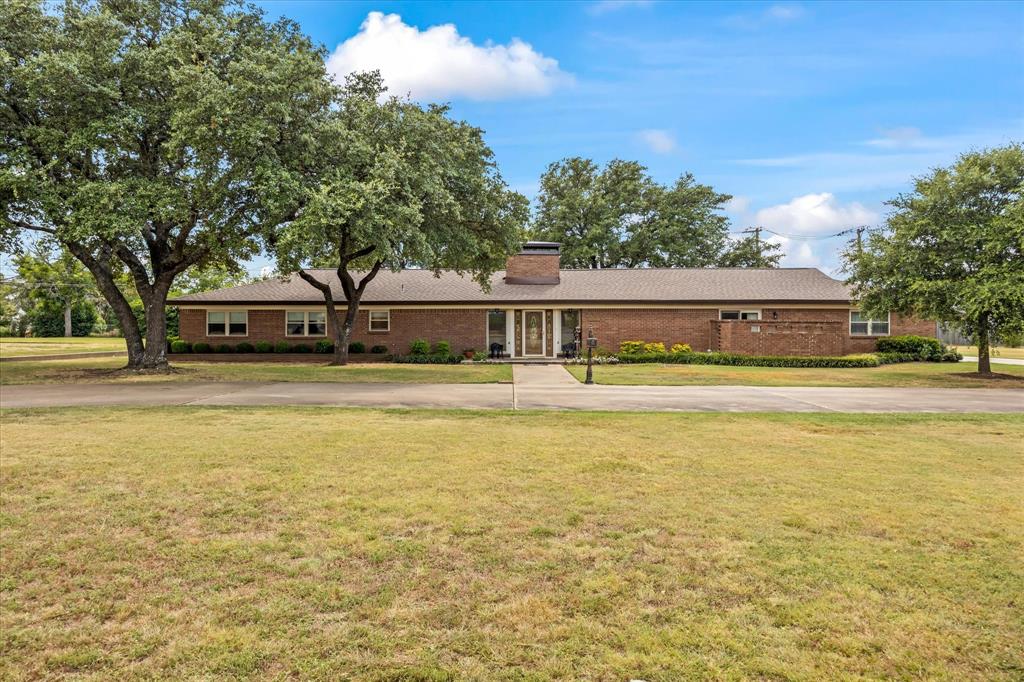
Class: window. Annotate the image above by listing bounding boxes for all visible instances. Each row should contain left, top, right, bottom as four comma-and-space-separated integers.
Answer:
308, 312, 326, 336
207, 311, 226, 335
207, 310, 246, 336
369, 310, 390, 332
286, 312, 306, 336
850, 311, 889, 336
720, 310, 760, 321
286, 311, 327, 337
228, 311, 247, 336
487, 310, 507, 356
560, 309, 580, 355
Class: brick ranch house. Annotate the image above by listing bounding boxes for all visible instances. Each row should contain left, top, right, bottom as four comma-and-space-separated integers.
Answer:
170, 242, 936, 358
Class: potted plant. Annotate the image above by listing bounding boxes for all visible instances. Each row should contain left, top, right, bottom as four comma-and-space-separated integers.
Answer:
462, 348, 476, 360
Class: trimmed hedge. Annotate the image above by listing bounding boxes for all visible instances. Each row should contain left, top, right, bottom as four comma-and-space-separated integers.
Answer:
192, 342, 212, 353
392, 353, 464, 364
348, 341, 365, 354
274, 341, 290, 353
315, 339, 334, 354
235, 341, 255, 353
617, 351, 883, 368
291, 343, 312, 354
876, 335, 942, 356
215, 343, 233, 354
254, 341, 273, 353
409, 338, 430, 356
433, 340, 451, 357
170, 340, 190, 354
370, 344, 388, 354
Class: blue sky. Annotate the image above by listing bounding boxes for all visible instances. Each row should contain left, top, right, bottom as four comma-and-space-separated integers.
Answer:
254, 0, 1022, 274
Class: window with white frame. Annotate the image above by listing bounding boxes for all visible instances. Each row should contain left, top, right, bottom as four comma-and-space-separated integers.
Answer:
207, 311, 247, 336
720, 310, 760, 321
369, 310, 390, 332
850, 311, 889, 336
286, 311, 326, 336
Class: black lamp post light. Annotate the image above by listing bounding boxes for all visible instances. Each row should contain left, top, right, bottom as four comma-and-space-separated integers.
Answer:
585, 325, 597, 385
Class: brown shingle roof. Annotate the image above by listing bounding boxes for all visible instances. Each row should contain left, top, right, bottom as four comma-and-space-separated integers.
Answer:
170, 268, 854, 305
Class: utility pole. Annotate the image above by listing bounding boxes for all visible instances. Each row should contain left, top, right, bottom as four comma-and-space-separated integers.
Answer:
855, 226, 865, 257
742, 226, 762, 249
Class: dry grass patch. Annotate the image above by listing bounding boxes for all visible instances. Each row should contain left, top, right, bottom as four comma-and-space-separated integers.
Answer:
0, 336, 126, 358
566, 360, 1024, 388
0, 357, 511, 385
1, 408, 1022, 679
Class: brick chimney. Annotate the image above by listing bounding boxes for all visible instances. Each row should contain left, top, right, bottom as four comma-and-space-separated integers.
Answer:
504, 241, 561, 284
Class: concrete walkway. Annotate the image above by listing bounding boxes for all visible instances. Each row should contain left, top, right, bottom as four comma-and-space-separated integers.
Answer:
2, 379, 1022, 412
961, 356, 1024, 366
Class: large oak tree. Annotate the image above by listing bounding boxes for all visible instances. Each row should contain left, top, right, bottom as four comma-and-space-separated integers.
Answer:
530, 157, 739, 268
844, 144, 1024, 375
266, 72, 528, 365
1, 0, 333, 368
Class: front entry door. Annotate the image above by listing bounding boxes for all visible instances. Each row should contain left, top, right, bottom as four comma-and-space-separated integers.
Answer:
522, 310, 546, 356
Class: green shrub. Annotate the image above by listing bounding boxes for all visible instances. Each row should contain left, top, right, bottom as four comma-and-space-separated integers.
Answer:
643, 341, 666, 353
409, 338, 430, 356
254, 341, 273, 353
392, 354, 463, 364
215, 343, 233, 353
315, 339, 335, 354
291, 343, 312, 354
170, 340, 190, 354
473, 351, 486, 361
235, 341, 255, 353
875, 352, 917, 365
273, 341, 291, 353
192, 342, 212, 353
1000, 331, 1023, 348
617, 351, 882, 368
670, 343, 692, 354
370, 344, 388, 354
619, 340, 645, 354
348, 341, 365, 354
876, 335, 943, 357
433, 340, 451, 358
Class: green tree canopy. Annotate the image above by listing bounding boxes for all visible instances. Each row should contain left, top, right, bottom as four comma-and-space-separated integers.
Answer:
844, 144, 1024, 374
530, 157, 736, 268
1, 0, 333, 367
266, 72, 528, 365
717, 230, 783, 268
11, 241, 100, 336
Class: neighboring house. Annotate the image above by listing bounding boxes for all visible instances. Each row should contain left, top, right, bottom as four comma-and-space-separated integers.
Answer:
169, 242, 936, 357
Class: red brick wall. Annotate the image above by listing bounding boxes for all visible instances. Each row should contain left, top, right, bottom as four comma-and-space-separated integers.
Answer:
580, 308, 720, 352
178, 306, 937, 357
178, 308, 487, 355
504, 254, 560, 283
712, 320, 845, 356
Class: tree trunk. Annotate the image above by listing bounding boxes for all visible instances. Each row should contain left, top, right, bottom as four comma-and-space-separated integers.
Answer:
977, 313, 992, 375
63, 303, 72, 337
64, 243, 145, 367
334, 296, 363, 366
139, 281, 173, 370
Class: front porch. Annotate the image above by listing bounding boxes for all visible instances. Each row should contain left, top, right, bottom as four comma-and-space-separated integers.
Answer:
485, 308, 581, 360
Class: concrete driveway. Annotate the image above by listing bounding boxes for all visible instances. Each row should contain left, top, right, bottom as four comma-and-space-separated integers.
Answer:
2, 369, 1022, 413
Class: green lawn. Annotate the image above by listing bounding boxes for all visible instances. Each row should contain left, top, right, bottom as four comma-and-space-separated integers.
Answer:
1, 408, 1021, 679
566, 360, 1024, 389
0, 356, 512, 385
953, 345, 1024, 360
0, 336, 126, 358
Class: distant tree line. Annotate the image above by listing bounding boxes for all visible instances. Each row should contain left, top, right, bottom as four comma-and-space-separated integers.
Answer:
530, 157, 780, 269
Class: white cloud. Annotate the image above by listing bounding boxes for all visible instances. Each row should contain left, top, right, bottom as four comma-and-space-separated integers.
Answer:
637, 129, 677, 154
724, 195, 751, 214
766, 4, 805, 21
588, 1, 655, 15
864, 126, 924, 149
755, 193, 877, 235
326, 12, 570, 102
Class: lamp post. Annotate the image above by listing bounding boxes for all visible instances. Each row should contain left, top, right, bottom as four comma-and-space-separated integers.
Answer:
585, 326, 596, 385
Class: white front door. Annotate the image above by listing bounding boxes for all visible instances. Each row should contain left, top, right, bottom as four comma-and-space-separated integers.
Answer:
522, 310, 546, 357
